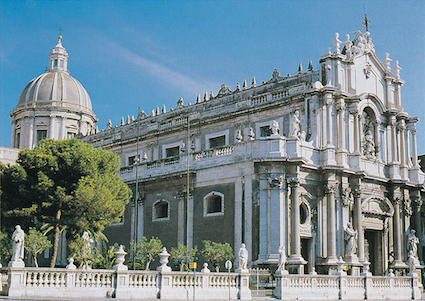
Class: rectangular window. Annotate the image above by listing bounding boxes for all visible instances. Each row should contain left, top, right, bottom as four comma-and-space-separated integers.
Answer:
60, 60, 64, 68
128, 155, 140, 166
67, 132, 75, 139
37, 130, 47, 143
165, 146, 180, 157
209, 135, 225, 148
15, 132, 20, 148
260, 125, 273, 137
54, 59, 58, 68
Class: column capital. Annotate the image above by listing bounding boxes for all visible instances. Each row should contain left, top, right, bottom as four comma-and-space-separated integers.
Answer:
341, 187, 354, 207
352, 188, 362, 198
394, 197, 402, 206
325, 183, 337, 194
288, 177, 300, 188
404, 198, 413, 216
268, 176, 285, 189
414, 196, 422, 211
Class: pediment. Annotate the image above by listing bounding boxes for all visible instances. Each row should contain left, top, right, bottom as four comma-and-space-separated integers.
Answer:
362, 197, 394, 216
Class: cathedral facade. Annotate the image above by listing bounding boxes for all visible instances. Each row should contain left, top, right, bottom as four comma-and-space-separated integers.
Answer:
83, 30, 425, 275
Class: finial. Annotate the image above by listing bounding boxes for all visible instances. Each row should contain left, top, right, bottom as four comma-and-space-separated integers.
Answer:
121, 117, 125, 126
235, 83, 241, 91
251, 76, 256, 87
196, 93, 201, 103
298, 62, 303, 74
58, 27, 63, 40
308, 60, 313, 71
156, 106, 160, 115
151, 109, 155, 117
203, 91, 208, 101
126, 115, 130, 124
162, 104, 166, 113
242, 79, 247, 89
393, 61, 401, 79
383, 53, 392, 71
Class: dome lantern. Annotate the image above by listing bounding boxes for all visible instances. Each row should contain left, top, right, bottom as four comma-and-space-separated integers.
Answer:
48, 35, 69, 72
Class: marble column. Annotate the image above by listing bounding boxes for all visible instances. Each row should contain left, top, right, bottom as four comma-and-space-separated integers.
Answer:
244, 175, 253, 262
351, 109, 360, 154
326, 184, 338, 264
353, 188, 364, 262
413, 195, 423, 260
326, 94, 334, 148
392, 197, 407, 268
410, 128, 419, 168
287, 178, 306, 269
234, 177, 243, 263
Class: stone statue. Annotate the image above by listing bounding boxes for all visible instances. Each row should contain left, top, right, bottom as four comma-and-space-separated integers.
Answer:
408, 229, 419, 259
81, 231, 94, 268
291, 110, 301, 138
248, 128, 255, 140
277, 245, 286, 272
11, 225, 25, 262
238, 243, 248, 270
272, 120, 279, 135
363, 130, 375, 157
345, 222, 357, 256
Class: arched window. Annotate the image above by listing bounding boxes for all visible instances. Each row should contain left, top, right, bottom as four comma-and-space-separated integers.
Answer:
153, 200, 169, 221
203, 191, 224, 216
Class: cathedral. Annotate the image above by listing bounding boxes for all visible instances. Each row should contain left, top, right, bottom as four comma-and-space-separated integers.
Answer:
6, 29, 425, 275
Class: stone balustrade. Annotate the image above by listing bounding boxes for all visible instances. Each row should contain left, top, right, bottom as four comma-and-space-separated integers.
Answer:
2, 267, 251, 300
274, 273, 421, 300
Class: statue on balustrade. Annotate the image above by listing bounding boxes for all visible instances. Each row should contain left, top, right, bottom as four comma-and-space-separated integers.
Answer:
238, 243, 248, 271
344, 222, 357, 256
11, 225, 25, 262
291, 110, 301, 138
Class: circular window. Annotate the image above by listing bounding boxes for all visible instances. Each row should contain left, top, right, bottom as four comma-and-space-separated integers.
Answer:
300, 203, 309, 225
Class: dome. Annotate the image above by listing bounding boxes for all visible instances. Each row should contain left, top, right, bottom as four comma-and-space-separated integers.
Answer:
17, 71, 93, 114
10, 36, 97, 150
15, 35, 94, 115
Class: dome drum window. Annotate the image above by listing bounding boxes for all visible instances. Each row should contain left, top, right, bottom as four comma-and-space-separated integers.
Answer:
153, 200, 169, 221
203, 191, 224, 216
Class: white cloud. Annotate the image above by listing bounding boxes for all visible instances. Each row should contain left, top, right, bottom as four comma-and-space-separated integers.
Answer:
105, 39, 218, 97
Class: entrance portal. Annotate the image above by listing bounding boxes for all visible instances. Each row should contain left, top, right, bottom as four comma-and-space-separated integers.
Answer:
364, 230, 383, 275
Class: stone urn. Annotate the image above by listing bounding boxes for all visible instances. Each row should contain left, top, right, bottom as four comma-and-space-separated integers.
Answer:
113, 245, 128, 270
157, 247, 171, 271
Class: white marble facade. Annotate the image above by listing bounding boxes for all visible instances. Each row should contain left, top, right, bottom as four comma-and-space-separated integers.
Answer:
85, 29, 424, 275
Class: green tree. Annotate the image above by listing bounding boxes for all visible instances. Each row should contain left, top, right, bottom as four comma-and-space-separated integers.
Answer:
132, 236, 163, 270
170, 243, 198, 271
1, 139, 132, 267
0, 230, 12, 265
202, 240, 234, 272
24, 227, 52, 267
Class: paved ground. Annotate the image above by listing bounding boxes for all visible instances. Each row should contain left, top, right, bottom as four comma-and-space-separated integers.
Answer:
0, 297, 424, 301
1, 292, 424, 301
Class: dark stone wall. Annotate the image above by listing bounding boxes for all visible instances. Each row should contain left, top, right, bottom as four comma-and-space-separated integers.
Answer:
192, 182, 235, 250
103, 203, 132, 247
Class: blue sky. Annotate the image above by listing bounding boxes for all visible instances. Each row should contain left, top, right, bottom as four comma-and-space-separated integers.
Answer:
1, 0, 424, 152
